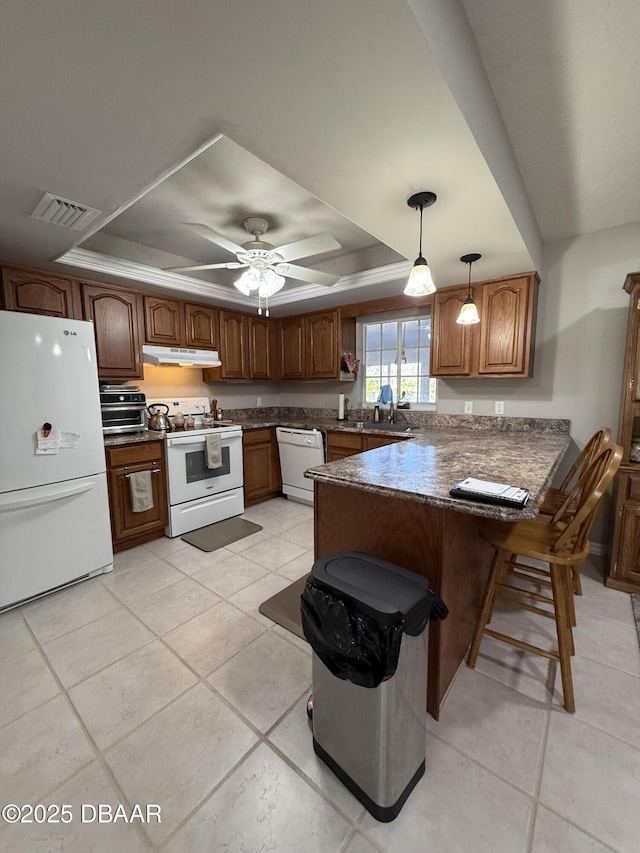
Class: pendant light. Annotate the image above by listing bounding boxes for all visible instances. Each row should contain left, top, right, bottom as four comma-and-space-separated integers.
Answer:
404, 191, 437, 296
456, 253, 481, 325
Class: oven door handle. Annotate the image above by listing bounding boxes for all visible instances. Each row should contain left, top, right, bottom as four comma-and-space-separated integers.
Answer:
166, 436, 236, 446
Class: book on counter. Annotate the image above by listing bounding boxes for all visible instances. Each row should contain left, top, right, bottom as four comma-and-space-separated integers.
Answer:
449, 477, 530, 509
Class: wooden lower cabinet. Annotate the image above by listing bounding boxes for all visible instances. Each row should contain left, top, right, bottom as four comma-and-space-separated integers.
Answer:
608, 467, 640, 591
243, 428, 282, 505
326, 430, 408, 461
106, 441, 168, 551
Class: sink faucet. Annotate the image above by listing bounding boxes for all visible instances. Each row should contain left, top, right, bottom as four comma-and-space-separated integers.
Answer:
388, 401, 395, 423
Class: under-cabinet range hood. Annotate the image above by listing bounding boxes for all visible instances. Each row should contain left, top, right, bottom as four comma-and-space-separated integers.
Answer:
142, 345, 221, 368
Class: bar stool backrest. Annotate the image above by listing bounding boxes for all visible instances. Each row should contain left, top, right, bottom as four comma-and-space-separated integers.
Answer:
551, 443, 622, 557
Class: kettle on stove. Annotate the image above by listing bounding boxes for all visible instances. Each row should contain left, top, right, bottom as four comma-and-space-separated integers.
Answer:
147, 404, 172, 432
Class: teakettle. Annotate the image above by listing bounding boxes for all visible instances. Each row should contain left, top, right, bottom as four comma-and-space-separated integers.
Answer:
147, 404, 172, 432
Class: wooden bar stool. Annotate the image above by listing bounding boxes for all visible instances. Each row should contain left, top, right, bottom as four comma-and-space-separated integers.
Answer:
467, 443, 622, 712
539, 427, 612, 596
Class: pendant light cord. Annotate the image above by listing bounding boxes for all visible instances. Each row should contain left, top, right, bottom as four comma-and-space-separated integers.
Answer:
468, 261, 472, 297
418, 204, 424, 259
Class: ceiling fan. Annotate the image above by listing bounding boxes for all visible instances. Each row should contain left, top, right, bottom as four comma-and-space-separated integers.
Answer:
166, 217, 342, 290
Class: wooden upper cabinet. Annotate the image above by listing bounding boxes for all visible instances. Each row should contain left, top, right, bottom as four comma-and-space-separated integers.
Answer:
185, 303, 218, 350
219, 310, 249, 379
1, 267, 83, 319
430, 272, 538, 379
280, 316, 305, 380
249, 315, 273, 380
478, 276, 535, 375
431, 287, 473, 376
306, 309, 340, 380
143, 295, 184, 346
81, 283, 144, 379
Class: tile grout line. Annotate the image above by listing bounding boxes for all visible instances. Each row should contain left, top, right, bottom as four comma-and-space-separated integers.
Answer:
8, 612, 155, 852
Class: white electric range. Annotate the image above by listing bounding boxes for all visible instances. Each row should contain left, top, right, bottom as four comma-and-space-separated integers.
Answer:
147, 397, 244, 537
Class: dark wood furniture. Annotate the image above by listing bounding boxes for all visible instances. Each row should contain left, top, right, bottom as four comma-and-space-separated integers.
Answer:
143, 294, 219, 350
280, 315, 306, 379
1, 267, 83, 319
81, 282, 145, 380
280, 309, 356, 381
105, 440, 168, 551
431, 272, 539, 378
608, 271, 640, 592
242, 427, 282, 505
325, 430, 409, 461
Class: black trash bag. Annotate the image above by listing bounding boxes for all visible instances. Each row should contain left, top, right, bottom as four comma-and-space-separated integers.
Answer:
301, 578, 447, 688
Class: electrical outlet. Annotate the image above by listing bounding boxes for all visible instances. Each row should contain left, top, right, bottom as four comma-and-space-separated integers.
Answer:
495, 401, 505, 415
464, 401, 473, 414
256, 396, 263, 407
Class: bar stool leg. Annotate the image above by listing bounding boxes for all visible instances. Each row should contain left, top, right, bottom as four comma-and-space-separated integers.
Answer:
467, 549, 506, 668
572, 565, 583, 596
550, 563, 575, 712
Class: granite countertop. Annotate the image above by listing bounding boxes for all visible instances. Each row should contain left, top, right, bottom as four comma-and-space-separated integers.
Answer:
304, 428, 570, 522
103, 430, 166, 447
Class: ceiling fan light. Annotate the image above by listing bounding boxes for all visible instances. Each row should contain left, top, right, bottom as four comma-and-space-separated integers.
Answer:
456, 297, 480, 325
234, 268, 260, 295
404, 257, 436, 296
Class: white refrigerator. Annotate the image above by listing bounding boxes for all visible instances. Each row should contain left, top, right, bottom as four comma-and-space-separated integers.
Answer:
0, 310, 113, 610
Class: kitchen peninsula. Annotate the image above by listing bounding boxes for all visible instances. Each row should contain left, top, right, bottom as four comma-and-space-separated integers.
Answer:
305, 425, 570, 718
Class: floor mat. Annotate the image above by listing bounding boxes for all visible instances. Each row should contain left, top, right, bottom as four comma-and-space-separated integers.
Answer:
259, 573, 310, 641
181, 517, 262, 552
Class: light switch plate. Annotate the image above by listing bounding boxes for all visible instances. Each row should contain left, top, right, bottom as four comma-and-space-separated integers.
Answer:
464, 401, 473, 414
495, 401, 505, 415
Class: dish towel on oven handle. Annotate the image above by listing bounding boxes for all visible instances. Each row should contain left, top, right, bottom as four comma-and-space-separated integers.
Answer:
205, 433, 223, 469
129, 470, 154, 513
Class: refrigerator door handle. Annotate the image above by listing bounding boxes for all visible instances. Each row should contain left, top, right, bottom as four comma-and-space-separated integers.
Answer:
0, 480, 96, 512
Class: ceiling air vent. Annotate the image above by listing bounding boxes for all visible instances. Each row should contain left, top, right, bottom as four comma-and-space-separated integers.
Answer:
31, 192, 101, 231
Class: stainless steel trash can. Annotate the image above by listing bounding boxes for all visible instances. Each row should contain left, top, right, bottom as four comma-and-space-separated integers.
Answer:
301, 551, 447, 822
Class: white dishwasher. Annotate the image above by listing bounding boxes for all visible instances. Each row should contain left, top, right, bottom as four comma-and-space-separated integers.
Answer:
276, 428, 325, 505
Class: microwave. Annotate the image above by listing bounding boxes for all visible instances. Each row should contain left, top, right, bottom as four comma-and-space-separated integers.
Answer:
100, 385, 147, 435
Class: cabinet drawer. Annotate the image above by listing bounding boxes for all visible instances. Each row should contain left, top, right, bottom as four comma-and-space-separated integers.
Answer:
106, 441, 163, 468
326, 431, 362, 451
243, 428, 274, 446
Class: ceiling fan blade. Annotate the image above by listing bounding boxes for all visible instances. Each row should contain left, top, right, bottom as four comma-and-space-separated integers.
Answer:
185, 223, 245, 256
164, 262, 247, 272
274, 233, 341, 263
283, 263, 341, 287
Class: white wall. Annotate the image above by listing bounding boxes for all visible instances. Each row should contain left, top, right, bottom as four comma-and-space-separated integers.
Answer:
138, 365, 279, 409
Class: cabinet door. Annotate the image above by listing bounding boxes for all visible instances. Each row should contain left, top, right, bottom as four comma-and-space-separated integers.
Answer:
243, 428, 281, 504
144, 296, 185, 346
307, 310, 339, 380
280, 316, 305, 379
220, 311, 249, 379
325, 431, 362, 461
430, 287, 472, 376
81, 284, 144, 379
1, 267, 83, 318
478, 277, 533, 375
185, 303, 218, 350
249, 315, 273, 380
106, 443, 168, 548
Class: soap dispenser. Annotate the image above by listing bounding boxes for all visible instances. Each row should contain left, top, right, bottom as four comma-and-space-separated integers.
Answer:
373, 404, 380, 422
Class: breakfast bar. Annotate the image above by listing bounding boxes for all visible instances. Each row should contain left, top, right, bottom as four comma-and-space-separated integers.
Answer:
305, 427, 570, 719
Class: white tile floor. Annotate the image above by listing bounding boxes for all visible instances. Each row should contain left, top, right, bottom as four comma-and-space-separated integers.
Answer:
0, 496, 638, 852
